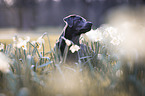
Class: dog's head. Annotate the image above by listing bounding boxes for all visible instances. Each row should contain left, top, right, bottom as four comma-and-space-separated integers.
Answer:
63, 14, 92, 35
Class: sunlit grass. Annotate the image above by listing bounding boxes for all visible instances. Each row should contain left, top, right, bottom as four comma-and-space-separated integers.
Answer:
0, 34, 59, 51
0, 30, 122, 96
0, 21, 145, 96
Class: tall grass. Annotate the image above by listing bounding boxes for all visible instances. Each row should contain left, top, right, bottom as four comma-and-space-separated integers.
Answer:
0, 29, 145, 96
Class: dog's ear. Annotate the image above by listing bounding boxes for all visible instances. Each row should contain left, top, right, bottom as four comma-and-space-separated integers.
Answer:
63, 15, 76, 28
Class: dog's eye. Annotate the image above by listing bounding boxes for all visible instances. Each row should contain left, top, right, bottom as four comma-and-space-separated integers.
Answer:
78, 19, 82, 23
78, 20, 81, 22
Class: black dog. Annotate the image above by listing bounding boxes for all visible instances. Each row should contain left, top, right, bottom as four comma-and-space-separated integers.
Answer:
55, 14, 92, 63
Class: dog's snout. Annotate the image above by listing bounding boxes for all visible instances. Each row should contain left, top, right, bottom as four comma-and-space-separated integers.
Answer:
86, 22, 92, 27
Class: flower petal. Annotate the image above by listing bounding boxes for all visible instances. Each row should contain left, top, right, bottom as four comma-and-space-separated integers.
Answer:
0, 43, 4, 50
69, 45, 80, 53
65, 39, 72, 46
25, 36, 30, 42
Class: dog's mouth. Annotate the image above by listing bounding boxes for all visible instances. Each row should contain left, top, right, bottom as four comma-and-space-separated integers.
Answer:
78, 22, 92, 34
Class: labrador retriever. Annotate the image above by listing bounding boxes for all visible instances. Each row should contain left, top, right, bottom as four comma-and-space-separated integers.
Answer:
55, 14, 92, 64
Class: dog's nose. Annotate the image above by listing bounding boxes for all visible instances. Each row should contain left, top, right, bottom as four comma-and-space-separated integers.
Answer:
87, 22, 92, 27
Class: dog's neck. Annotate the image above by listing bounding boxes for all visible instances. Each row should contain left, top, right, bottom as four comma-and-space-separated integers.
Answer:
63, 26, 80, 45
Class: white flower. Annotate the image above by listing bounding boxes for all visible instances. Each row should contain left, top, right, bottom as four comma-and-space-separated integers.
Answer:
117, 34, 124, 42
37, 36, 45, 44
12, 36, 30, 50
85, 29, 103, 42
31, 36, 45, 49
0, 52, 10, 73
65, 39, 72, 46
0, 43, 4, 50
61, 36, 72, 46
94, 29, 103, 42
97, 54, 102, 60
12, 36, 17, 42
69, 45, 80, 53
116, 70, 123, 77
85, 29, 96, 42
24, 36, 30, 42
110, 37, 120, 45
103, 31, 109, 38
12, 36, 18, 48
31, 41, 36, 45
17, 38, 27, 50
105, 27, 117, 38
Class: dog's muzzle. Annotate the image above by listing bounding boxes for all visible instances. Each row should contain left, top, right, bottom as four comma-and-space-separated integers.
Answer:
76, 21, 92, 35
86, 22, 93, 27
81, 21, 92, 32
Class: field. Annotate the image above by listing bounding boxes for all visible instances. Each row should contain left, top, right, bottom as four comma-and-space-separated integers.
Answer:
0, 27, 61, 51
0, 26, 145, 96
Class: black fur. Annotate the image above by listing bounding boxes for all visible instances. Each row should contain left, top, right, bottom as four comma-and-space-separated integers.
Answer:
55, 14, 92, 63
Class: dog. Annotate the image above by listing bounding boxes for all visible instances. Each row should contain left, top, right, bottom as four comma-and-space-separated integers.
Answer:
55, 14, 92, 64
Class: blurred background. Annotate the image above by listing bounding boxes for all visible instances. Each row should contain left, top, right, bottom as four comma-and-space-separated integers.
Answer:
0, 0, 145, 41
0, 0, 145, 29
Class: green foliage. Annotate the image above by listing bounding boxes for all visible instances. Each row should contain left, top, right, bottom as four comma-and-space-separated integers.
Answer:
0, 32, 145, 96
